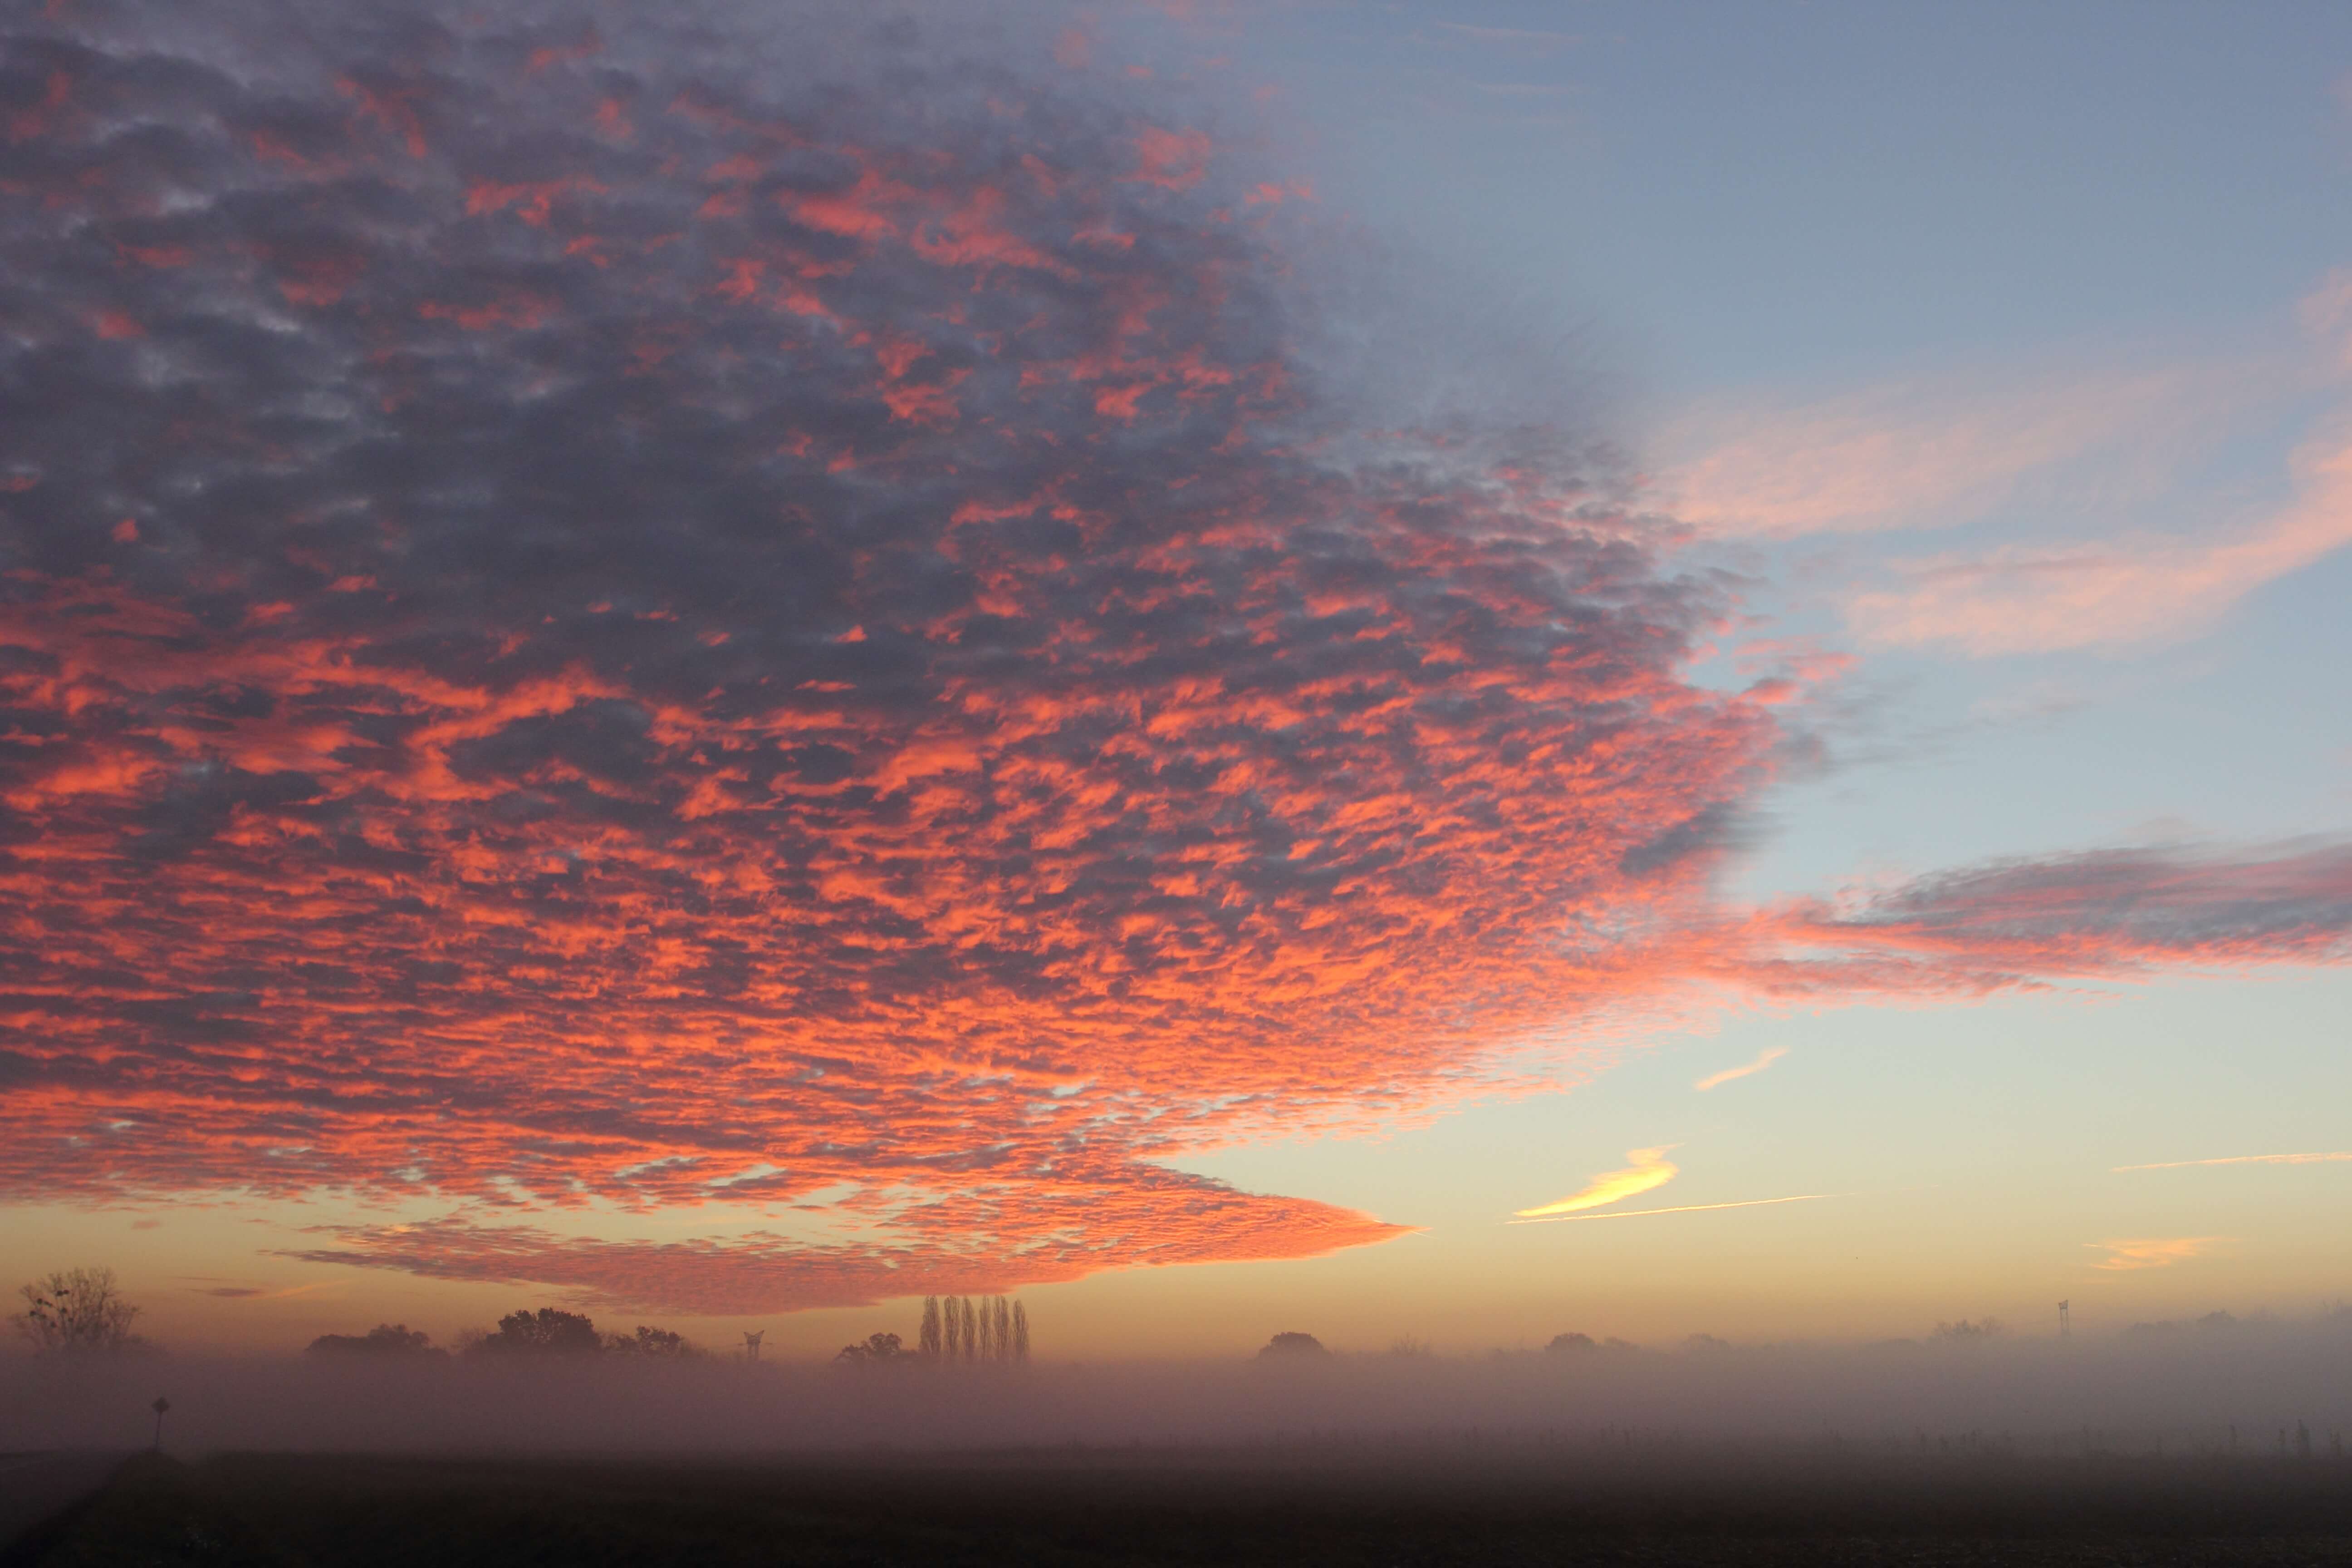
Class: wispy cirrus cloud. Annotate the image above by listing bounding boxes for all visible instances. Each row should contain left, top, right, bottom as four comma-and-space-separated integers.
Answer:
2114, 1151, 2352, 1172
1845, 422, 2352, 655
1653, 369, 2203, 540
2090, 1237, 2226, 1272
1661, 271, 2352, 657
1514, 1146, 1679, 1219
1694, 1045, 1787, 1092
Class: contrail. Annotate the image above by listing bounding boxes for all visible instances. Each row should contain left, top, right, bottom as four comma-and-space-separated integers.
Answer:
2112, 1151, 2352, 1172
1507, 1192, 1841, 1225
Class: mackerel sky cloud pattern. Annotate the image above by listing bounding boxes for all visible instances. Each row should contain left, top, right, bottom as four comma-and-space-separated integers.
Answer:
0, 0, 1776, 1304
5, 2, 2351, 1316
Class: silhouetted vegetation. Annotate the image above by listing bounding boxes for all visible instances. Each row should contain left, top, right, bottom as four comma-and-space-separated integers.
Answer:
1545, 1331, 1595, 1354
464, 1307, 695, 1359
1933, 1317, 2006, 1342
916, 1295, 1030, 1365
1258, 1331, 1329, 1359
11, 1265, 146, 1355
605, 1325, 694, 1357
305, 1324, 441, 1357
832, 1332, 906, 1366
472, 1308, 602, 1356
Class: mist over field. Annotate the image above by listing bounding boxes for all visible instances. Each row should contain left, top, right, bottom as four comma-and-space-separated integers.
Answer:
10, 1316, 2351, 1460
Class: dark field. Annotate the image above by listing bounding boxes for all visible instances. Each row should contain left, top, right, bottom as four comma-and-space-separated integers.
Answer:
13, 1448, 2352, 1568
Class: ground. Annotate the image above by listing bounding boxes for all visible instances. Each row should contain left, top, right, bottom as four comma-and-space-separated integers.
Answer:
9, 1448, 2352, 1566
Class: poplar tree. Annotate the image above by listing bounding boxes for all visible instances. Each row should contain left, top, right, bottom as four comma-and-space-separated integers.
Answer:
918, 1295, 942, 1361
942, 1294, 963, 1362
959, 1296, 978, 1363
1011, 1299, 1030, 1364
992, 1296, 1012, 1362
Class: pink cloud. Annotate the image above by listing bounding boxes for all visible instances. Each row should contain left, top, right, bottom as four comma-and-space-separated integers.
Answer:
1847, 421, 2352, 654
1654, 370, 2199, 539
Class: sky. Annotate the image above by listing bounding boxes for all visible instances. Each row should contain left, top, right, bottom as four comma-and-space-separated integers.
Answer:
2, 0, 2348, 1363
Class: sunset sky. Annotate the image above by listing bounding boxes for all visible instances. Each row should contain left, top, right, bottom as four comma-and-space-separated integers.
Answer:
4, 0, 2349, 1362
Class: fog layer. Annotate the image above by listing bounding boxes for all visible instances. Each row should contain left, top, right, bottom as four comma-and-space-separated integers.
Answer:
10, 1318, 2349, 1458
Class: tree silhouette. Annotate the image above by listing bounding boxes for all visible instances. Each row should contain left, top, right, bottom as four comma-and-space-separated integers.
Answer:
475, 1307, 603, 1355
833, 1331, 905, 1366
918, 1295, 942, 1361
1545, 1332, 1595, 1354
942, 1294, 964, 1361
307, 1324, 439, 1356
1931, 1318, 2004, 1342
1257, 1331, 1330, 1359
959, 1296, 978, 1364
1011, 1299, 1030, 1364
13, 1266, 141, 1354
605, 1325, 693, 1356
991, 1296, 1012, 1363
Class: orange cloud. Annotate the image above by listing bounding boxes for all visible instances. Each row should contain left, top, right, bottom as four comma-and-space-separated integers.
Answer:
1514, 1146, 1680, 1219
2089, 1237, 2226, 1272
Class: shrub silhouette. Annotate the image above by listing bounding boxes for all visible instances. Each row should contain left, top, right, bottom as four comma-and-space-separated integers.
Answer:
834, 1331, 906, 1366
307, 1323, 440, 1356
605, 1325, 695, 1357
1931, 1318, 2004, 1342
1545, 1332, 1596, 1354
1257, 1331, 1330, 1358
476, 1307, 604, 1355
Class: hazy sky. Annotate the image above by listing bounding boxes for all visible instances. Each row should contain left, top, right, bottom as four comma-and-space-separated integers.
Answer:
3, 0, 2348, 1362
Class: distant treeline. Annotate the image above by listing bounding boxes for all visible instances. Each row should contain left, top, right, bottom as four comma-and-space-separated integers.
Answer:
835, 1295, 1030, 1366
308, 1308, 696, 1359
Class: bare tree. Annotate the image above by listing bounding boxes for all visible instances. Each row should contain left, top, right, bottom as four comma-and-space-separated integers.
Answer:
977, 1294, 996, 1361
942, 1294, 963, 1362
918, 1295, 942, 1361
959, 1296, 978, 1364
1011, 1299, 1030, 1364
992, 1296, 1012, 1363
13, 1266, 141, 1354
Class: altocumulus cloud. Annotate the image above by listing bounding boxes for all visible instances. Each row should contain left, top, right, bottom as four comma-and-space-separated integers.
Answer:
3, 1, 2350, 1317
0, 0, 1773, 1308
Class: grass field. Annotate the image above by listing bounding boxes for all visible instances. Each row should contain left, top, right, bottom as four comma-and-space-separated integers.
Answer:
12, 1446, 2352, 1567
